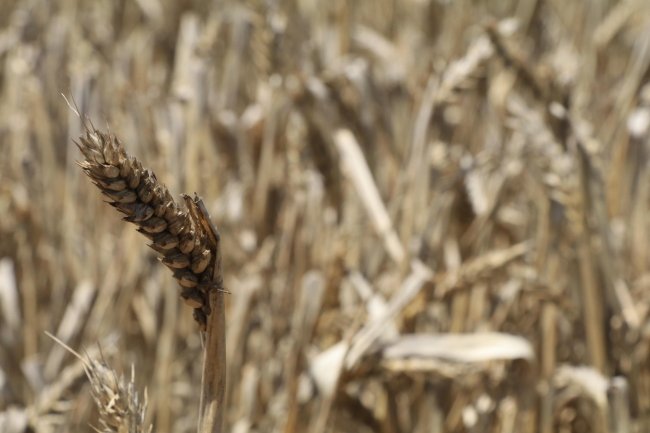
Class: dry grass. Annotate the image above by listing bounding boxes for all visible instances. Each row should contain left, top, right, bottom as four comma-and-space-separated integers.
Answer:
2, 0, 650, 432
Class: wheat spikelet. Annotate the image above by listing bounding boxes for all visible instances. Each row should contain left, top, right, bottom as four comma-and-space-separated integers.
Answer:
45, 332, 151, 433
74, 119, 218, 330
87, 358, 151, 433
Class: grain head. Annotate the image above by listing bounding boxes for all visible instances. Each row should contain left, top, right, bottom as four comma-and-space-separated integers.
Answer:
74, 121, 217, 330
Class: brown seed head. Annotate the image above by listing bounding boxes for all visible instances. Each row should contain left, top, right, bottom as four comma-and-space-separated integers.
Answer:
75, 125, 216, 328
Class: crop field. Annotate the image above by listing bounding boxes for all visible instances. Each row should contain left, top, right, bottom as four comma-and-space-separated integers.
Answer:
1, 0, 649, 432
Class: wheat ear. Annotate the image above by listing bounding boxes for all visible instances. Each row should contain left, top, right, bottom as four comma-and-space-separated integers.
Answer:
73, 119, 221, 330
45, 332, 152, 433
71, 106, 226, 432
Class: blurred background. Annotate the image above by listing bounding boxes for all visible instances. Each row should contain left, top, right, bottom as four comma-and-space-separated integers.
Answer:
1, 0, 650, 432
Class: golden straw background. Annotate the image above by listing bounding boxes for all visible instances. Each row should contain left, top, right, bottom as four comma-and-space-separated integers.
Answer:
1, 0, 649, 432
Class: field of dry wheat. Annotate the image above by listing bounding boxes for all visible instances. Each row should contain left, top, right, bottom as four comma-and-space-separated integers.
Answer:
2, 0, 650, 432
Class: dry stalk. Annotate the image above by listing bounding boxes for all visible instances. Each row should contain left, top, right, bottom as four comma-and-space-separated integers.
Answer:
194, 196, 226, 433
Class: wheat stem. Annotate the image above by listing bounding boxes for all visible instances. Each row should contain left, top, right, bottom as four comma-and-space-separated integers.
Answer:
191, 196, 226, 433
